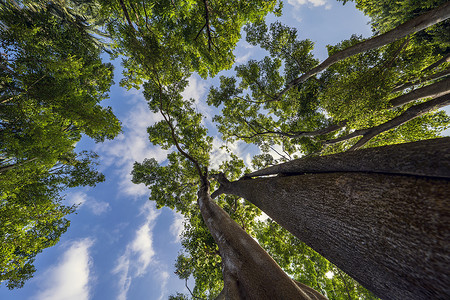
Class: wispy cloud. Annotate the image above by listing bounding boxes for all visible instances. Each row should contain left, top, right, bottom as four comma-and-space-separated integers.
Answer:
96, 89, 168, 197
170, 212, 185, 243
288, 0, 331, 9
157, 271, 170, 300
67, 191, 110, 215
112, 203, 160, 300
236, 51, 252, 64
35, 238, 94, 300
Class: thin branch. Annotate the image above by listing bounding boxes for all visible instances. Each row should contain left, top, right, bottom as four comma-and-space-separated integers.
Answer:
233, 121, 345, 140
392, 68, 450, 93
336, 269, 353, 300
201, 0, 213, 51
157, 90, 206, 182
389, 76, 450, 108
194, 23, 207, 41
118, 0, 136, 32
185, 278, 206, 300
421, 53, 450, 73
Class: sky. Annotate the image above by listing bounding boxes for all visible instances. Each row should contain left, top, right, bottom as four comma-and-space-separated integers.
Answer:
0, 1, 376, 299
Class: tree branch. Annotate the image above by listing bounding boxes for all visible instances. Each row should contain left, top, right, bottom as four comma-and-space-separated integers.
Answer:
272, 2, 450, 102
392, 68, 450, 93
118, 0, 136, 32
345, 94, 450, 150
388, 76, 450, 108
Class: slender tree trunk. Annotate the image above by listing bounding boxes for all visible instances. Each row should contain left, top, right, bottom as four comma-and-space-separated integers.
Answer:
214, 139, 450, 300
197, 183, 327, 300
389, 77, 450, 108
274, 2, 450, 101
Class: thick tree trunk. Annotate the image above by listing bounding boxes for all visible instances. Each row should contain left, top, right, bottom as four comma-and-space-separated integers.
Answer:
216, 140, 450, 300
275, 2, 450, 101
216, 173, 449, 300
197, 183, 327, 300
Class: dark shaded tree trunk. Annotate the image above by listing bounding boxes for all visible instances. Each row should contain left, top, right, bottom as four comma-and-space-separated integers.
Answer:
214, 139, 450, 300
197, 183, 328, 300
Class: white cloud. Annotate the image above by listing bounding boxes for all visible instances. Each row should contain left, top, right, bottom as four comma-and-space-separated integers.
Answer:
67, 191, 110, 215
236, 51, 252, 64
112, 203, 160, 300
157, 271, 170, 300
96, 89, 168, 198
182, 75, 213, 122
35, 239, 94, 300
182, 75, 207, 103
288, 0, 330, 9
170, 212, 185, 243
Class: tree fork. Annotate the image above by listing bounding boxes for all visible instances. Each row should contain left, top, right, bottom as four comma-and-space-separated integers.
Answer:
198, 183, 327, 299
216, 140, 450, 300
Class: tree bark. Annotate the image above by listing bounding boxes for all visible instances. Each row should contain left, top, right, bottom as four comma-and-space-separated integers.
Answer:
244, 137, 450, 179
391, 68, 450, 94
274, 2, 450, 101
197, 183, 327, 300
388, 77, 450, 108
215, 172, 450, 300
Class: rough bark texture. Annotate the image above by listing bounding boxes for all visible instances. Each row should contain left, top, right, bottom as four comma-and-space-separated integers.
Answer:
217, 173, 450, 300
245, 137, 450, 179
275, 2, 450, 100
197, 184, 327, 300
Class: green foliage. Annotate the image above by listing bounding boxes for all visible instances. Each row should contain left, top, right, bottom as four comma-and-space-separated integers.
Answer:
209, 15, 449, 157
0, 1, 120, 288
98, 0, 283, 88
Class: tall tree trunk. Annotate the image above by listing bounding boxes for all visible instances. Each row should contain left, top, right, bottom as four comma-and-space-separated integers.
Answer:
274, 2, 450, 101
214, 139, 450, 300
197, 183, 328, 300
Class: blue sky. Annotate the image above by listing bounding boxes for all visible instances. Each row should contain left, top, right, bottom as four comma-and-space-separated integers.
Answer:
0, 1, 375, 299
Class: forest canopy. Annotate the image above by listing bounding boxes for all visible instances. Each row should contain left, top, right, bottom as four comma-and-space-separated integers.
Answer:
1, 0, 449, 298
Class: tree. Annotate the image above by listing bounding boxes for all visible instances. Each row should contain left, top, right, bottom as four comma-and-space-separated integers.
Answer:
0, 1, 121, 288
254, 220, 378, 300
131, 80, 330, 299
212, 138, 450, 300
129, 2, 449, 299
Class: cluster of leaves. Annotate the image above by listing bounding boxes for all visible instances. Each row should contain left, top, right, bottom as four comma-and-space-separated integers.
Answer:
208, 15, 449, 157
96, 0, 282, 89
0, 0, 121, 288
